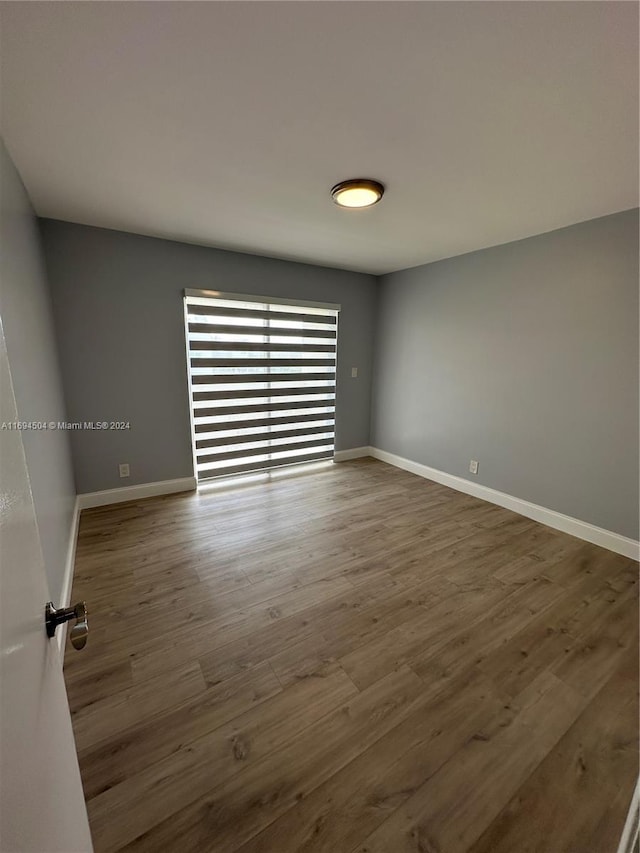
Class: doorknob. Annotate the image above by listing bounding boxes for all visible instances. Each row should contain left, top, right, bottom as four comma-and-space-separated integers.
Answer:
45, 601, 89, 650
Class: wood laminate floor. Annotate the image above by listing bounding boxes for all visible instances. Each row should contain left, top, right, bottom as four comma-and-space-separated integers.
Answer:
64, 458, 639, 853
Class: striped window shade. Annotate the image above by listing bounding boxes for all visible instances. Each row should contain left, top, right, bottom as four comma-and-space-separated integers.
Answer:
184, 290, 340, 482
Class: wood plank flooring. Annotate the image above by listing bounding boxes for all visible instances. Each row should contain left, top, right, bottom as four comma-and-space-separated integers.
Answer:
64, 458, 639, 853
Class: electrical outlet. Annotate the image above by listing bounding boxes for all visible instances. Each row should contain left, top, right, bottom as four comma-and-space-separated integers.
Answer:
119, 463, 130, 478
351, 367, 358, 378
469, 460, 479, 475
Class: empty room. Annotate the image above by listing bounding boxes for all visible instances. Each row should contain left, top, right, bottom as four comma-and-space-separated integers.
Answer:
0, 2, 638, 852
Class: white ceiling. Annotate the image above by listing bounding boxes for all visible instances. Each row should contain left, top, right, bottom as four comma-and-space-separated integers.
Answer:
1, 1, 637, 275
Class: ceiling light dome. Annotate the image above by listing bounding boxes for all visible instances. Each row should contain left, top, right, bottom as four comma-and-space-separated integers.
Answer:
331, 179, 384, 209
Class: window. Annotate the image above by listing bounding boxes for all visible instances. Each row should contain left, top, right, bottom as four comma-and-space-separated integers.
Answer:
184, 290, 339, 482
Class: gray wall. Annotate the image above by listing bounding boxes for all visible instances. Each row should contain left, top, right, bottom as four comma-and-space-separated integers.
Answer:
372, 209, 639, 540
40, 220, 377, 494
0, 141, 76, 602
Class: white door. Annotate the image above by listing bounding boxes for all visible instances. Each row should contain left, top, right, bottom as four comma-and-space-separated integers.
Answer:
0, 318, 92, 853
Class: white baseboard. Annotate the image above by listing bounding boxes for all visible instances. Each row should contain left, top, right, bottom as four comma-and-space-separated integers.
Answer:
617, 777, 639, 853
369, 447, 640, 561
77, 476, 197, 510
334, 446, 373, 462
56, 495, 80, 656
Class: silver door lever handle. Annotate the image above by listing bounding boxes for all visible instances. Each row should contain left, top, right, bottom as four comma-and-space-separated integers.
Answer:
45, 601, 89, 650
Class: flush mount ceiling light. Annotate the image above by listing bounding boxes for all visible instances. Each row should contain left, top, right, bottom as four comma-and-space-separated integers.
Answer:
331, 178, 385, 209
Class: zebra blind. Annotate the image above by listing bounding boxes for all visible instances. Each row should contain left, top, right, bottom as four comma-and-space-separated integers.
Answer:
185, 290, 339, 481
